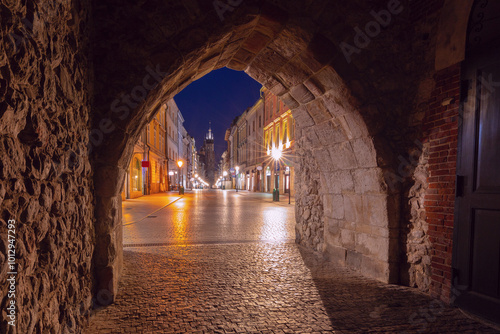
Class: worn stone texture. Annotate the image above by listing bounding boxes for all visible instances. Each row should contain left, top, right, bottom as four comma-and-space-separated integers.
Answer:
0, 0, 94, 333
402, 143, 432, 291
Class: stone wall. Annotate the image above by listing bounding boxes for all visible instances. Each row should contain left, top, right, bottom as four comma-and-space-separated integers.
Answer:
0, 0, 94, 333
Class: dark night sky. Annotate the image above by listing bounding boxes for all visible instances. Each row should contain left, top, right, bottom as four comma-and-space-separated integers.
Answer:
174, 68, 262, 160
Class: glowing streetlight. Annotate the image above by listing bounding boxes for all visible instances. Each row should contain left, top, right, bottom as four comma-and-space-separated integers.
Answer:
235, 166, 240, 192
271, 146, 282, 160
177, 160, 184, 195
271, 146, 282, 202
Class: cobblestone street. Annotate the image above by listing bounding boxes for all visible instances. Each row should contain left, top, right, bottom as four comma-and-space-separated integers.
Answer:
85, 191, 499, 333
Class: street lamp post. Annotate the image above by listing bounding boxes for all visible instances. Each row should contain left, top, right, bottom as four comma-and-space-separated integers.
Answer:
235, 166, 240, 192
177, 160, 184, 195
271, 146, 282, 202
223, 171, 228, 190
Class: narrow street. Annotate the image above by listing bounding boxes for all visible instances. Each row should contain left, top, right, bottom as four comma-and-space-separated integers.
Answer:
85, 191, 499, 333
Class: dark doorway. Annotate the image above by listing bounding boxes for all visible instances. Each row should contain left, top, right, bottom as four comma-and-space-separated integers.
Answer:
453, 0, 500, 322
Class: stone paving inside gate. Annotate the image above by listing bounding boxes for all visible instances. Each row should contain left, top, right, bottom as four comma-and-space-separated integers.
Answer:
85, 241, 499, 333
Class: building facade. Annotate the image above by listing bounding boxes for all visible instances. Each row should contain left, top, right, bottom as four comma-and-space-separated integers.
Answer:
224, 87, 295, 196
262, 87, 295, 195
166, 99, 180, 190
121, 99, 193, 198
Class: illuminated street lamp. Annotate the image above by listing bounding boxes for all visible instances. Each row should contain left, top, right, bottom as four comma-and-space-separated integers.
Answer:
235, 166, 240, 192
177, 160, 184, 195
271, 146, 282, 202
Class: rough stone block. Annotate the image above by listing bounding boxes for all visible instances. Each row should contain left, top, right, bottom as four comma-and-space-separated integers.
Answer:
324, 218, 341, 243
342, 112, 369, 139
291, 84, 315, 105
360, 256, 391, 283
312, 67, 343, 92
264, 76, 289, 96
303, 126, 322, 148
355, 223, 371, 235
323, 194, 344, 219
319, 170, 354, 194
353, 168, 387, 194
324, 244, 347, 266
279, 92, 300, 109
352, 137, 378, 168
339, 219, 357, 231
250, 47, 288, 74
315, 121, 348, 146
232, 48, 256, 66
346, 250, 362, 270
227, 59, 247, 71
304, 77, 326, 97
277, 58, 313, 87
95, 196, 122, 235
356, 233, 389, 262
305, 98, 331, 124
340, 229, 356, 250
268, 25, 310, 60
362, 194, 389, 227
242, 30, 272, 54
327, 142, 358, 170
312, 148, 332, 168
343, 194, 363, 223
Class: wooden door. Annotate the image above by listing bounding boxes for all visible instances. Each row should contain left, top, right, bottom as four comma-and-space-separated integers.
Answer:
453, 44, 500, 322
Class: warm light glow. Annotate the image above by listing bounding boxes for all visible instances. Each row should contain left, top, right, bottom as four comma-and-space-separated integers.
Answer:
267, 149, 270, 156
235, 166, 240, 173
169, 171, 174, 176
271, 146, 282, 160
223, 171, 228, 177
177, 160, 184, 168
285, 141, 291, 149
195, 174, 198, 178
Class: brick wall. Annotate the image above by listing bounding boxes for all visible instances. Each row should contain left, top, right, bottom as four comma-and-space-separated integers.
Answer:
423, 63, 461, 302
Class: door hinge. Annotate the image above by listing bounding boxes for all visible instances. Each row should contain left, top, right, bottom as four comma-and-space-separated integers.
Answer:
456, 175, 465, 197
460, 80, 471, 103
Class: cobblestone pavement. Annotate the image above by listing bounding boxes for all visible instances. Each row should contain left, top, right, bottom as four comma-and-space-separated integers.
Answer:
85, 190, 499, 333
122, 190, 295, 246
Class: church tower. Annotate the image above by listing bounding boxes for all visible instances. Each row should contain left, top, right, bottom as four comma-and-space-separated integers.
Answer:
203, 122, 216, 186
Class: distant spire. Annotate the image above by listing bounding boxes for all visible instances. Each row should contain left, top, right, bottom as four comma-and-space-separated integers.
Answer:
206, 122, 214, 140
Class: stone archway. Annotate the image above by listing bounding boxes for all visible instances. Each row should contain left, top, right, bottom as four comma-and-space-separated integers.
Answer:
90, 0, 416, 301
4, 0, 477, 332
